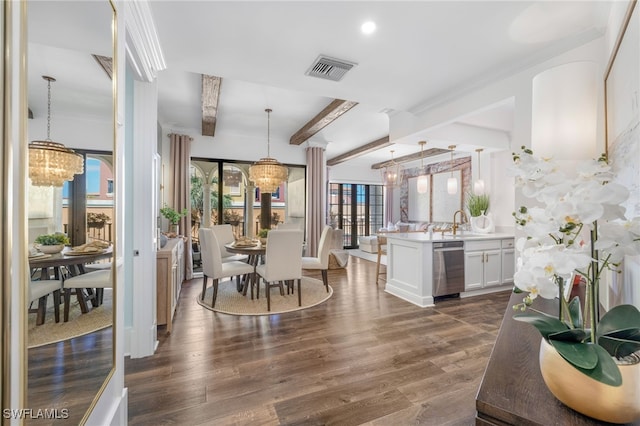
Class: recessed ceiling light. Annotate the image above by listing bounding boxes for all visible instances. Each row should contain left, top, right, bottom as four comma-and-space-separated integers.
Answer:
361, 21, 376, 35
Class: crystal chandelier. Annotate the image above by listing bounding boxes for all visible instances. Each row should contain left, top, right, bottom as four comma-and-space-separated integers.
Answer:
29, 76, 84, 187
249, 108, 288, 193
447, 145, 457, 195
381, 150, 403, 187
416, 141, 428, 194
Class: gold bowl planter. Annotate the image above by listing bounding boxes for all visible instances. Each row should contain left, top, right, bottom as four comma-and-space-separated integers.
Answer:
539, 338, 640, 424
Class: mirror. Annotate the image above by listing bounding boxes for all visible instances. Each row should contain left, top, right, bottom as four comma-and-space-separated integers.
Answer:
406, 171, 463, 223
26, 1, 115, 424
432, 170, 462, 222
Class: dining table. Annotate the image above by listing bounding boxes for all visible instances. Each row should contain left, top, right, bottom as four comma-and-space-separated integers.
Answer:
29, 245, 113, 315
224, 241, 265, 298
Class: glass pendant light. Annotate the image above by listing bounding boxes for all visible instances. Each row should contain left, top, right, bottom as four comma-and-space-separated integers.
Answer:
447, 145, 457, 195
381, 150, 403, 187
416, 141, 428, 194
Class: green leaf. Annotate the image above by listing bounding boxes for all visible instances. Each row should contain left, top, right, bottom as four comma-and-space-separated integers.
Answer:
513, 312, 568, 339
548, 328, 587, 342
549, 340, 598, 370
568, 296, 582, 329
573, 344, 623, 387
597, 305, 640, 338
599, 334, 640, 358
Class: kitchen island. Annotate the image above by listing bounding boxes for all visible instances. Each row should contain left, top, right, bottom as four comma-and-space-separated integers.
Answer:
383, 231, 515, 307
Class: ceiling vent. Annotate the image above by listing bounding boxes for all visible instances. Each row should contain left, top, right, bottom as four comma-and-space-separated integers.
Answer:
305, 55, 357, 82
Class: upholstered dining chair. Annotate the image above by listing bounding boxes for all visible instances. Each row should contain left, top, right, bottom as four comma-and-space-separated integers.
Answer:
255, 229, 304, 311
62, 267, 112, 322
199, 227, 254, 307
301, 225, 332, 292
276, 223, 299, 230
375, 235, 387, 285
29, 269, 63, 325
211, 224, 248, 263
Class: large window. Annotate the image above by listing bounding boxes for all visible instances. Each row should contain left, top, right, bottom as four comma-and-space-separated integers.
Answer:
329, 183, 384, 249
190, 158, 306, 268
57, 152, 114, 245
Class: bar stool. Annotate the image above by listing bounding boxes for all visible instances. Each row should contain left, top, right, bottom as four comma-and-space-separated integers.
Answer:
375, 235, 387, 285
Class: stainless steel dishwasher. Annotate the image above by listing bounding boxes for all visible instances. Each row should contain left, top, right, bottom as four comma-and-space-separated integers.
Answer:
432, 241, 465, 297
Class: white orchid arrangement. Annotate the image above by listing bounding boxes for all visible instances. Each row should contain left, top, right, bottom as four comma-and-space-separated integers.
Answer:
510, 146, 640, 386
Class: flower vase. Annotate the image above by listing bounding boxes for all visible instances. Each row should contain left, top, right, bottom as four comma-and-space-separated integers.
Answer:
169, 224, 179, 235
470, 211, 494, 234
539, 338, 640, 424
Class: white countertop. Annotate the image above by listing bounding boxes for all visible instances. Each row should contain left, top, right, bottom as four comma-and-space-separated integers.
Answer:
381, 231, 514, 243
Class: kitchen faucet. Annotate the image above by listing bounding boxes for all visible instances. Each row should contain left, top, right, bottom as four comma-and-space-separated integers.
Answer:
452, 210, 468, 235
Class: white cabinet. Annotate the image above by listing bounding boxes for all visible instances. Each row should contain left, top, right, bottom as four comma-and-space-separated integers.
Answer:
465, 239, 502, 290
501, 238, 515, 285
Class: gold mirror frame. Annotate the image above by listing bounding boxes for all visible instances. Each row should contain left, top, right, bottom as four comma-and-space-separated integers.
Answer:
24, 1, 117, 424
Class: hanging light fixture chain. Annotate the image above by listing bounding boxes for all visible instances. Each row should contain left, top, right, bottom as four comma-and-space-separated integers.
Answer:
265, 108, 272, 157
46, 77, 52, 140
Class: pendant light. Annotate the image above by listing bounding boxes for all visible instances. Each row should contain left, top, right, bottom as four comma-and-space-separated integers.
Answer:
474, 148, 485, 195
416, 141, 428, 194
381, 150, 403, 187
29, 76, 84, 187
447, 145, 457, 195
249, 108, 288, 193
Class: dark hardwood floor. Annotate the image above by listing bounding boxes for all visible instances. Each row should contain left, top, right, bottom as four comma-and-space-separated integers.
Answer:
27, 328, 113, 425
125, 256, 512, 425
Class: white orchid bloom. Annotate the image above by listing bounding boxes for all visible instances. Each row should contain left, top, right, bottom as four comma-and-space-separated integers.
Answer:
512, 147, 639, 298
514, 266, 559, 300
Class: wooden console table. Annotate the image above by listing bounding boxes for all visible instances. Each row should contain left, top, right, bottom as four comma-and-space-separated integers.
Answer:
476, 291, 640, 425
156, 238, 185, 334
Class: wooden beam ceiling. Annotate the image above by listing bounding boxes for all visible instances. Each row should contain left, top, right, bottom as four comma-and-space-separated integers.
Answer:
371, 147, 450, 169
289, 99, 358, 145
201, 74, 222, 137
326, 136, 392, 166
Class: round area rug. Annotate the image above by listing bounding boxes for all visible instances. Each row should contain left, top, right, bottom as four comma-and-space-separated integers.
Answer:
197, 277, 332, 315
28, 290, 112, 348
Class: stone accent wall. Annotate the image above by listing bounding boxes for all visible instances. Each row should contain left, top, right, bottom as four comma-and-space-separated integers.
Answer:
399, 156, 471, 223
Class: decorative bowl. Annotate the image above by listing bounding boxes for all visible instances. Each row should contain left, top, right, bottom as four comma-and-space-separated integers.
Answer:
37, 244, 64, 254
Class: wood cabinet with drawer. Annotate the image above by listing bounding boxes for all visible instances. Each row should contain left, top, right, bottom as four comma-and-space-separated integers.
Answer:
157, 238, 185, 333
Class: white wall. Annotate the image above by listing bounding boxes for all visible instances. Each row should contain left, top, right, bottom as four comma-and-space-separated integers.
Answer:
28, 114, 112, 151
188, 128, 307, 165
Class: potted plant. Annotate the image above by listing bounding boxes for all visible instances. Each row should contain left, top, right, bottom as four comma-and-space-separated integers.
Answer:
466, 192, 489, 217
466, 192, 493, 233
34, 232, 70, 254
257, 228, 270, 245
223, 210, 242, 226
86, 212, 110, 229
159, 204, 189, 234
271, 212, 281, 226
510, 147, 640, 423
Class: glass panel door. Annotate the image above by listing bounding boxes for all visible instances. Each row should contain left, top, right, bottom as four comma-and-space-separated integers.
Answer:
328, 183, 384, 249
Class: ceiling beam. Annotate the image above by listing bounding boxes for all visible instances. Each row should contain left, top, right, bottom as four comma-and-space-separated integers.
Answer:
371, 147, 450, 169
289, 99, 358, 145
326, 136, 392, 166
92, 54, 113, 80
201, 74, 222, 137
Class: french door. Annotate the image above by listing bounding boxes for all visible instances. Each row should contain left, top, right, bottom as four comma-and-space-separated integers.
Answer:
328, 183, 383, 249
